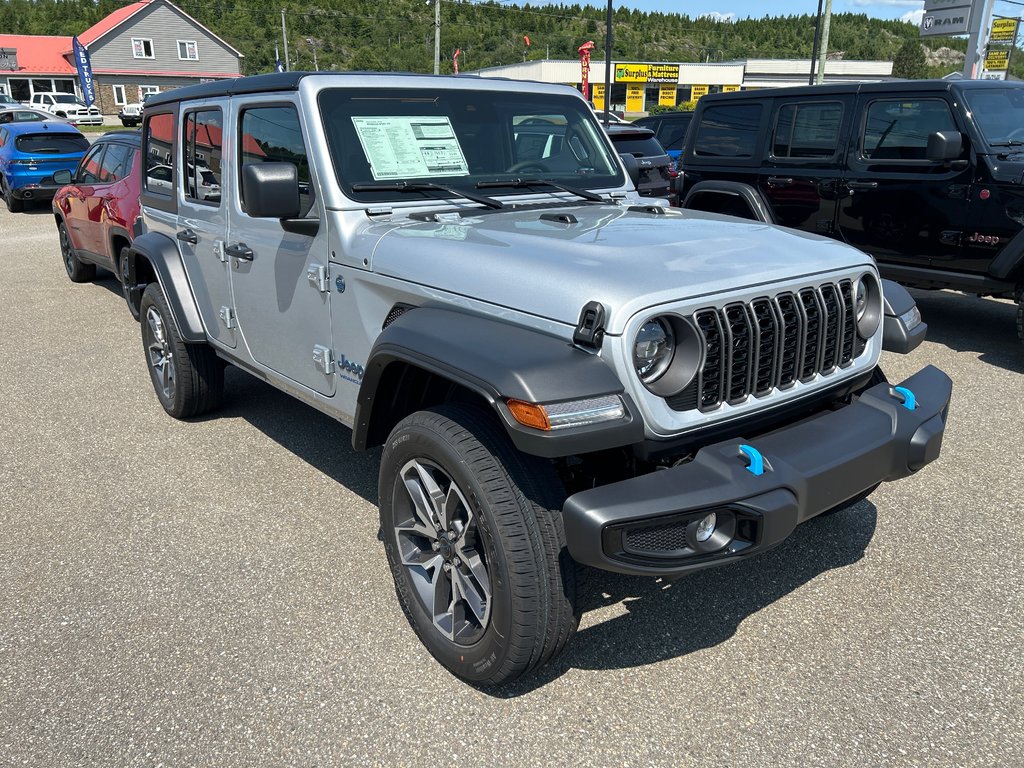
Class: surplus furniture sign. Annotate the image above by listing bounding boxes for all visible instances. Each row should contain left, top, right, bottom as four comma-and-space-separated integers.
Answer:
990, 17, 1019, 42
614, 63, 680, 83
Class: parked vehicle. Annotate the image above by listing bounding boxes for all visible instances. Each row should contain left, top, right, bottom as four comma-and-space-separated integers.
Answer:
602, 123, 675, 200
677, 79, 1024, 344
633, 110, 694, 168
0, 94, 18, 106
27, 92, 103, 126
0, 106, 65, 124
52, 130, 141, 303
119, 91, 155, 128
0, 121, 89, 212
126, 72, 950, 685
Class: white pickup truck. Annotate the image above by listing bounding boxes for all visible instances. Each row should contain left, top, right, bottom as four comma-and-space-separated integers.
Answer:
26, 93, 103, 126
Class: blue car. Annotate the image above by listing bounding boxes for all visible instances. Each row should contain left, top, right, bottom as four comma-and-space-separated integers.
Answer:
0, 120, 89, 212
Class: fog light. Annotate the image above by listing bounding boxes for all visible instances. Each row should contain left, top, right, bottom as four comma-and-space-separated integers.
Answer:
695, 512, 717, 542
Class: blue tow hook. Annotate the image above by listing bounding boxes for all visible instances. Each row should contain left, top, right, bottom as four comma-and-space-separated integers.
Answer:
739, 444, 765, 476
892, 386, 917, 410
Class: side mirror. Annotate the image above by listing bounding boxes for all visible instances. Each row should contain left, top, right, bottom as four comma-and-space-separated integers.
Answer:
926, 131, 963, 163
241, 162, 300, 219
52, 168, 73, 185
618, 152, 640, 188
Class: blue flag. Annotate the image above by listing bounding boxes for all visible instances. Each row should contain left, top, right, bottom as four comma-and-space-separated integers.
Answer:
72, 36, 96, 107
275, 45, 285, 73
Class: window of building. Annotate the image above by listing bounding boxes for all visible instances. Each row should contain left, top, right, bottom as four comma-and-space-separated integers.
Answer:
693, 103, 763, 158
183, 109, 223, 205
112, 85, 127, 106
132, 38, 155, 59
177, 40, 199, 61
772, 101, 843, 160
239, 105, 314, 216
140, 85, 161, 102
861, 99, 957, 162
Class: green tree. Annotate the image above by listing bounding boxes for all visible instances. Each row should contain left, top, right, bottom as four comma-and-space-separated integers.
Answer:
892, 39, 928, 79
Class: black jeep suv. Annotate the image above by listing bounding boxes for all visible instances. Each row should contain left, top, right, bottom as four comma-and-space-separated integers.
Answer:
678, 80, 1024, 344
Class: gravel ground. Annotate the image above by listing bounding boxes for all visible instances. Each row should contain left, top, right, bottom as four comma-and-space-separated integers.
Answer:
1, 202, 1022, 768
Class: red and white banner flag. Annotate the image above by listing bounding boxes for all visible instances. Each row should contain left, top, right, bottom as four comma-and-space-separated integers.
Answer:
454, 48, 461, 75
578, 41, 595, 101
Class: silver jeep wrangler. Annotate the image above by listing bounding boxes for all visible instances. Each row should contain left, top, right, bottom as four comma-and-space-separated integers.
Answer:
125, 72, 952, 685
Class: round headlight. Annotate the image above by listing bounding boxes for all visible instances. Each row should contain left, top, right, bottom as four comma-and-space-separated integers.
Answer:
633, 318, 675, 383
854, 274, 882, 338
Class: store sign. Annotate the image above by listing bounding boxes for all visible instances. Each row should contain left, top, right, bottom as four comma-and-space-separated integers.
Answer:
592, 84, 605, 110
0, 48, 18, 71
981, 69, 1008, 80
658, 85, 677, 107
691, 84, 709, 100
920, 5, 973, 37
984, 48, 1009, 70
625, 84, 644, 112
990, 18, 1018, 42
723, 84, 740, 93
614, 63, 680, 83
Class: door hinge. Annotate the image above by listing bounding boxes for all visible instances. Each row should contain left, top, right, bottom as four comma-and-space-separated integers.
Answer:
312, 344, 335, 374
939, 230, 962, 247
213, 239, 226, 263
307, 263, 329, 293
219, 305, 235, 329
815, 218, 833, 234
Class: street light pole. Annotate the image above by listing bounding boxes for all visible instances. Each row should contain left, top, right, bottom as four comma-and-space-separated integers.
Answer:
281, 9, 290, 71
603, 0, 612, 125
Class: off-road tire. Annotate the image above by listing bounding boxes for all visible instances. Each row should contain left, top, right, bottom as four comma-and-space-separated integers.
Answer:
379, 403, 578, 685
139, 282, 223, 419
118, 246, 140, 321
58, 221, 95, 282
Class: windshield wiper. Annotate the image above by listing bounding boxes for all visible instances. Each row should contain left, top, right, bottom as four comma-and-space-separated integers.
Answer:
990, 139, 1024, 148
476, 177, 607, 203
351, 180, 504, 209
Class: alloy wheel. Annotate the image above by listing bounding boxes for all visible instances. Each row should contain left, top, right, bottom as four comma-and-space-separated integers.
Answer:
145, 306, 176, 401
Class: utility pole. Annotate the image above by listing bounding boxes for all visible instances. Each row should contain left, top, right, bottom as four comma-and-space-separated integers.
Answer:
963, 0, 996, 78
603, 0, 613, 125
809, 0, 824, 84
815, 0, 832, 84
281, 10, 290, 71
433, 0, 441, 75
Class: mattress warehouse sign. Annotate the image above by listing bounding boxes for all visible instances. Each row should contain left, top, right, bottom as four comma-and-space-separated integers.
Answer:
614, 63, 680, 84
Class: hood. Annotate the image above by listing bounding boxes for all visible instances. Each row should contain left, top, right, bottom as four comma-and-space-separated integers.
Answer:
982, 153, 1024, 184
369, 204, 874, 334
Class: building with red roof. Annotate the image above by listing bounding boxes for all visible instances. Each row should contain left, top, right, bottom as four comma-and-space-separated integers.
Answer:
0, 0, 242, 119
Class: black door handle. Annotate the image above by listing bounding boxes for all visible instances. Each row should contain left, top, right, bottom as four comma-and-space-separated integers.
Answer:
176, 229, 198, 244
847, 180, 879, 190
225, 243, 254, 261
767, 176, 794, 187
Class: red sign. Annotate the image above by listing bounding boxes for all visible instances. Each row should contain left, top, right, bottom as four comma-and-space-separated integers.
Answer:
578, 41, 595, 100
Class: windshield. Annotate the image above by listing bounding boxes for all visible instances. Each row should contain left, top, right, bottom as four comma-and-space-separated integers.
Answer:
52, 95, 82, 105
15, 133, 89, 153
963, 87, 1024, 146
608, 134, 666, 157
318, 87, 622, 203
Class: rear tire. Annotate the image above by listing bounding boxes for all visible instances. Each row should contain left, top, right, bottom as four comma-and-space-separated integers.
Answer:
139, 282, 223, 419
379, 403, 578, 685
59, 221, 95, 282
3, 180, 23, 213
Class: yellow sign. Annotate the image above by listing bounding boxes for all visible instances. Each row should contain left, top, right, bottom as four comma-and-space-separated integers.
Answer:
723, 84, 740, 93
592, 84, 605, 110
991, 18, 1019, 42
985, 49, 1010, 70
614, 63, 680, 83
625, 84, 644, 112
690, 84, 709, 100
658, 85, 677, 107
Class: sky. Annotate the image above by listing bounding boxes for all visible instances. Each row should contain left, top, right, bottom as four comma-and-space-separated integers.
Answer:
594, 0, 1024, 27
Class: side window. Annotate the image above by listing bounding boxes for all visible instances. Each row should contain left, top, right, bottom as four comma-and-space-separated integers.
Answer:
144, 112, 175, 195
239, 105, 313, 216
183, 109, 223, 205
99, 143, 131, 183
78, 145, 105, 183
772, 101, 843, 159
861, 99, 957, 162
693, 104, 763, 158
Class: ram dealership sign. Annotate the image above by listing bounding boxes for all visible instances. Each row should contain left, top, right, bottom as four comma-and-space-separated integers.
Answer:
920, 0, 975, 37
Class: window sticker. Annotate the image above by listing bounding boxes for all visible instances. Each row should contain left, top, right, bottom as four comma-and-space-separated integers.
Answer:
352, 116, 469, 180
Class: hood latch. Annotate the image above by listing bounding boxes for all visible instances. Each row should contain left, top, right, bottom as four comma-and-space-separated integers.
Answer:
573, 301, 606, 349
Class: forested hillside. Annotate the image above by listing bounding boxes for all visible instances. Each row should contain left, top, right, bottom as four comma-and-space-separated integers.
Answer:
2, 0, 1014, 79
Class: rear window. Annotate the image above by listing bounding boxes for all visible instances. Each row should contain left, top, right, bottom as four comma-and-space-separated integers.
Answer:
14, 133, 89, 153
693, 104, 763, 158
609, 134, 665, 157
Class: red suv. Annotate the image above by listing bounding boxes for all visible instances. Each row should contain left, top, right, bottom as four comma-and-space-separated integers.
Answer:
52, 130, 141, 315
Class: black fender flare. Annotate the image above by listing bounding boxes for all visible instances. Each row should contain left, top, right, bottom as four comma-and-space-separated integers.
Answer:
127, 231, 206, 342
881, 279, 927, 354
353, 307, 644, 457
988, 225, 1024, 283
681, 180, 777, 225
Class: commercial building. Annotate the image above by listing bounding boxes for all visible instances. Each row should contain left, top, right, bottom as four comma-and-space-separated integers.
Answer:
0, 0, 242, 116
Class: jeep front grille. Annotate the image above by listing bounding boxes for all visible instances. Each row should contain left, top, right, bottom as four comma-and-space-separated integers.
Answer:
667, 280, 862, 413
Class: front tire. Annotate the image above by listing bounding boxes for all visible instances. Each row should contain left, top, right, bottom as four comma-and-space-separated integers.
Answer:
139, 282, 223, 419
379, 404, 578, 685
59, 221, 95, 282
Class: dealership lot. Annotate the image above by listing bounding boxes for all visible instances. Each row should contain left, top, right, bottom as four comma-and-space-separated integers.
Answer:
1, 203, 1022, 766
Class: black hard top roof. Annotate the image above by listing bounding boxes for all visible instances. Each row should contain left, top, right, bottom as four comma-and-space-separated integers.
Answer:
700, 78, 1023, 105
97, 129, 142, 144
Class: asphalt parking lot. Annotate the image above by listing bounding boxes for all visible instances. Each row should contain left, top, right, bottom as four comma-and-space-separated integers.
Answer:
1, 202, 1022, 768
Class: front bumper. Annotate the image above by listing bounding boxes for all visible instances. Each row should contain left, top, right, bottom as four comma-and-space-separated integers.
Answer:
562, 365, 952, 577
